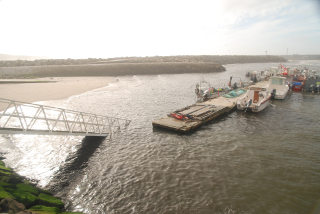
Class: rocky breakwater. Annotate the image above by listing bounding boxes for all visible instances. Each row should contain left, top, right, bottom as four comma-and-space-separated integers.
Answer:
0, 159, 83, 214
0, 55, 288, 78
0, 62, 226, 79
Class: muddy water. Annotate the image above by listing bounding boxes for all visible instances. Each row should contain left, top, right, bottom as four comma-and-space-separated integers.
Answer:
1, 61, 320, 214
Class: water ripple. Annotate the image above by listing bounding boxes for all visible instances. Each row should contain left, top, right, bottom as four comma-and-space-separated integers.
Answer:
1, 62, 320, 213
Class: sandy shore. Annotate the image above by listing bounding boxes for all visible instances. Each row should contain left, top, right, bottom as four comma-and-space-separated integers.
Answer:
0, 76, 115, 111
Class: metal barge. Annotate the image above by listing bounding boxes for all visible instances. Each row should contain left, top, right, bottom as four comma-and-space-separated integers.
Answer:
152, 94, 245, 133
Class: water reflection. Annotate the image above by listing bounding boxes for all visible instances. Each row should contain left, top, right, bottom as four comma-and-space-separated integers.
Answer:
1, 61, 320, 213
48, 136, 106, 194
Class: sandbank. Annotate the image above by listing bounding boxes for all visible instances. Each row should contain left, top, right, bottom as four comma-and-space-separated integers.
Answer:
0, 76, 115, 111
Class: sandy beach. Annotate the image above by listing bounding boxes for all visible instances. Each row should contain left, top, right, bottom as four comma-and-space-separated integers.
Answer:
0, 76, 115, 111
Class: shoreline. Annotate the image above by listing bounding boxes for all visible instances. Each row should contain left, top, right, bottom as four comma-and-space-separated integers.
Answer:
0, 57, 291, 111
0, 76, 115, 111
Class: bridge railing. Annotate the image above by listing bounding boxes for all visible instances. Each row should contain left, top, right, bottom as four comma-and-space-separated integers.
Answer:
0, 98, 130, 137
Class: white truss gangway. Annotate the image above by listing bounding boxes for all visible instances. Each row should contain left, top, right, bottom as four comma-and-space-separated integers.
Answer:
0, 98, 130, 138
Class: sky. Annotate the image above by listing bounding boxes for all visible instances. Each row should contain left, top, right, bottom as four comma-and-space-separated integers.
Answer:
0, 0, 320, 59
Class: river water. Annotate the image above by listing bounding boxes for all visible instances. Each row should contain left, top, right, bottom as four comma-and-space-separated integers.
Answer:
1, 61, 320, 214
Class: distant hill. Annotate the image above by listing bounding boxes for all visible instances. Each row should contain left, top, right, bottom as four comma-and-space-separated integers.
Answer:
0, 53, 50, 61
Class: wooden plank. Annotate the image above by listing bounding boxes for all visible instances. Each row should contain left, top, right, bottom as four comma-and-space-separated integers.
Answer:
179, 105, 207, 115
152, 105, 233, 133
152, 103, 234, 133
189, 106, 214, 116
152, 116, 202, 133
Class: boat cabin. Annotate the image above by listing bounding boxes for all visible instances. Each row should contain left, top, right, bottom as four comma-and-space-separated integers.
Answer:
269, 76, 287, 90
246, 87, 267, 104
270, 76, 286, 85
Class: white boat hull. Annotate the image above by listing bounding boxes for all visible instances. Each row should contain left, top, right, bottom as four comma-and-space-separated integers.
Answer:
237, 82, 271, 113
237, 98, 270, 112
237, 91, 271, 113
269, 76, 289, 100
274, 93, 287, 100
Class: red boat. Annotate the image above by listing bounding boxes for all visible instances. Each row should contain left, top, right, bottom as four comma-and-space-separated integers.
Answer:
291, 82, 303, 91
291, 75, 306, 91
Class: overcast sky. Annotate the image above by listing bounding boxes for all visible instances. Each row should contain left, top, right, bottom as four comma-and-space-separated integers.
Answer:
0, 0, 320, 59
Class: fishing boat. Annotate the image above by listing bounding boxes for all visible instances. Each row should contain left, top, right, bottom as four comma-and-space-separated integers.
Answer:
237, 85, 271, 112
291, 75, 306, 91
228, 76, 243, 89
245, 70, 264, 83
268, 64, 295, 77
268, 76, 289, 99
309, 83, 320, 93
195, 80, 230, 102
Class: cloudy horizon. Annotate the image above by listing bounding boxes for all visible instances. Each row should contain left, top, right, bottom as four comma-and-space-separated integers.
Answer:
0, 0, 319, 59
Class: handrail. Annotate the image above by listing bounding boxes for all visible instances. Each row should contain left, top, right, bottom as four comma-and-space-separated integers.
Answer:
0, 98, 130, 137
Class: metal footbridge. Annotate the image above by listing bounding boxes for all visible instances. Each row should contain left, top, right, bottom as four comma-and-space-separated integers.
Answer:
0, 98, 130, 137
